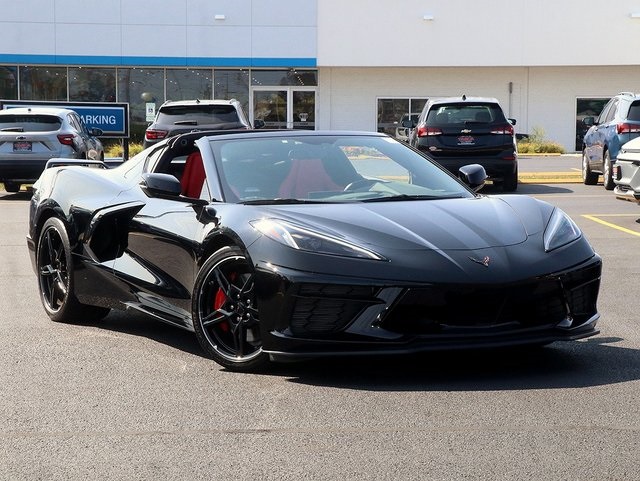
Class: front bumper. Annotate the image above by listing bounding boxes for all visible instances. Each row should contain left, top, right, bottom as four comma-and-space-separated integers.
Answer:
255, 255, 602, 358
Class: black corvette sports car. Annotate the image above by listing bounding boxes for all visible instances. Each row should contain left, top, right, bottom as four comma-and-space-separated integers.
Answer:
27, 130, 602, 371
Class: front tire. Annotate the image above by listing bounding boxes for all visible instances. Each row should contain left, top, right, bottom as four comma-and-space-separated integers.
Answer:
37, 217, 110, 323
603, 150, 615, 190
582, 150, 598, 185
192, 246, 268, 372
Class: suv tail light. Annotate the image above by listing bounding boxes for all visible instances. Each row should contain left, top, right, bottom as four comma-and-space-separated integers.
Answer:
490, 125, 514, 135
145, 129, 168, 141
617, 123, 640, 134
416, 125, 442, 137
57, 134, 75, 146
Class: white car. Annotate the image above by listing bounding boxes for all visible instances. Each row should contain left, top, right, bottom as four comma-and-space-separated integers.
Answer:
613, 136, 640, 203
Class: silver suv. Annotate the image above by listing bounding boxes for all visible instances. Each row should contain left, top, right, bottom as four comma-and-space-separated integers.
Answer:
143, 99, 259, 148
0, 107, 104, 193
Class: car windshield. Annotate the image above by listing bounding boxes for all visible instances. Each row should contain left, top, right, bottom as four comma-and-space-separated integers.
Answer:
426, 103, 505, 125
157, 105, 240, 125
0, 114, 62, 132
208, 134, 474, 203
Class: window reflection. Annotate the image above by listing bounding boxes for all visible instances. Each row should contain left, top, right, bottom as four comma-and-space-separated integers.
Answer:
215, 69, 250, 114
166, 68, 213, 101
0, 66, 17, 99
576, 98, 609, 151
19, 66, 67, 101
117, 68, 164, 139
251, 69, 317, 87
377, 97, 428, 140
69, 67, 116, 102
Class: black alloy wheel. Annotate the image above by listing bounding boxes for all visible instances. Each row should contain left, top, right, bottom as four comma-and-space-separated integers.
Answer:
602, 150, 615, 190
193, 246, 268, 372
582, 150, 598, 185
37, 217, 110, 322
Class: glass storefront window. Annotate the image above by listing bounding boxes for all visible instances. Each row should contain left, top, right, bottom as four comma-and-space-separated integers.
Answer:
69, 67, 116, 102
166, 68, 213, 101
19, 66, 67, 101
118, 68, 164, 141
251, 69, 317, 87
576, 97, 610, 151
0, 66, 18, 100
215, 69, 250, 114
377, 97, 428, 140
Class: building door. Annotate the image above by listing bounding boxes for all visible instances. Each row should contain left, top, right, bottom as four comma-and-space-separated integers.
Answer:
250, 87, 316, 130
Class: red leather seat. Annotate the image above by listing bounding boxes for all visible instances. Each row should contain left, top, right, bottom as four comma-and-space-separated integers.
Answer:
181, 151, 206, 198
277, 157, 342, 198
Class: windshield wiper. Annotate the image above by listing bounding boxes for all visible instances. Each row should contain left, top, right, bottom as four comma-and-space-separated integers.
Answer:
239, 198, 329, 205
360, 194, 463, 203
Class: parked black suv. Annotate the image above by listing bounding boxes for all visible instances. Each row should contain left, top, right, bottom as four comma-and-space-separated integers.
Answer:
406, 96, 518, 191
144, 99, 260, 148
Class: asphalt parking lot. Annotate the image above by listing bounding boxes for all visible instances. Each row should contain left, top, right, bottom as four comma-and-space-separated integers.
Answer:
1, 156, 639, 480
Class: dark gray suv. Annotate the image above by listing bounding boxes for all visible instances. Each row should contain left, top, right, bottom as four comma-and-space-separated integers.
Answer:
143, 99, 258, 148
406, 96, 518, 191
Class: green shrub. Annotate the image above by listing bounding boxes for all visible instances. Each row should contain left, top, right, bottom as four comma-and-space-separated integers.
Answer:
517, 126, 565, 154
105, 142, 144, 158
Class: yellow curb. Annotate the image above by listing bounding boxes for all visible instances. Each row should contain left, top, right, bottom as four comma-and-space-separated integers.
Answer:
518, 172, 582, 183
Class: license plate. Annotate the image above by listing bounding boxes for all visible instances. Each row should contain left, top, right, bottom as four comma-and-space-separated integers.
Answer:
457, 136, 475, 145
13, 141, 32, 152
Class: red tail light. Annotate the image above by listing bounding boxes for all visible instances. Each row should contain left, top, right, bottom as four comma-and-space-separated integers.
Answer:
416, 125, 442, 137
57, 134, 75, 146
490, 125, 514, 135
145, 129, 168, 141
617, 123, 640, 134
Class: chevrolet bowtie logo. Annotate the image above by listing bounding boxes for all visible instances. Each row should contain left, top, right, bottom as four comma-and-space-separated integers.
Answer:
469, 255, 491, 267
461, 129, 472, 134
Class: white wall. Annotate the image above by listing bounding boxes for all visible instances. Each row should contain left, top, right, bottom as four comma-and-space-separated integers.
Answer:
317, 0, 640, 67
318, 66, 640, 152
0, 0, 317, 62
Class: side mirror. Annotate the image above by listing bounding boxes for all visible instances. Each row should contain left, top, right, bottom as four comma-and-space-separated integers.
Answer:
582, 116, 595, 127
253, 119, 266, 129
140, 172, 182, 198
508, 118, 517, 126
458, 164, 487, 192
89, 127, 104, 136
402, 119, 416, 128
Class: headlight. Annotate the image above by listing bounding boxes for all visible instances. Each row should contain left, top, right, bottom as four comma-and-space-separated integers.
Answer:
251, 218, 385, 260
543, 208, 581, 252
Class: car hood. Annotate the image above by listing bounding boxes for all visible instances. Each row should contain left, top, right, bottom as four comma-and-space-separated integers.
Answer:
262, 195, 550, 252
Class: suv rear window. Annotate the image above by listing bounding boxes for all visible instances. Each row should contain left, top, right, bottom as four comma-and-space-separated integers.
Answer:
627, 101, 640, 122
426, 103, 506, 125
0, 114, 62, 132
157, 105, 240, 124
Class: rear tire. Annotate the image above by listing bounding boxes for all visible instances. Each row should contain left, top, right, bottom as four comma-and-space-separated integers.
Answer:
3, 182, 21, 193
502, 170, 518, 192
37, 217, 110, 323
582, 150, 598, 185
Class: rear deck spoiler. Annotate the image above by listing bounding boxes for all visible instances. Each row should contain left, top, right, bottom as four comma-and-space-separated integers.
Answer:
45, 158, 109, 169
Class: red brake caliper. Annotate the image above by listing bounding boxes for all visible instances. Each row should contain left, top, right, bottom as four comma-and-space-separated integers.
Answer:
213, 272, 237, 333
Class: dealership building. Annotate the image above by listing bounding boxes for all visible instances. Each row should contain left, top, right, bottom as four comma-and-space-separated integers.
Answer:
1, 0, 640, 151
